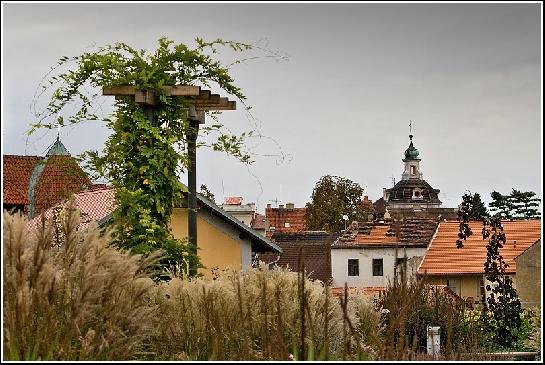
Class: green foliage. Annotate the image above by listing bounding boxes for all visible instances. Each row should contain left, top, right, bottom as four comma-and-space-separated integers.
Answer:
489, 189, 540, 220
455, 202, 523, 348
199, 184, 216, 204
489, 191, 513, 219
29, 37, 279, 275
510, 189, 541, 219
305, 175, 374, 232
459, 191, 489, 221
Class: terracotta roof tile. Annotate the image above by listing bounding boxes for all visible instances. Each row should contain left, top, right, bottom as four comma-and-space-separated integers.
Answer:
418, 220, 542, 275
3, 154, 91, 214
3, 155, 42, 205
29, 187, 115, 231
223, 196, 243, 205
33, 156, 92, 215
250, 213, 267, 230
265, 206, 307, 235
333, 218, 439, 247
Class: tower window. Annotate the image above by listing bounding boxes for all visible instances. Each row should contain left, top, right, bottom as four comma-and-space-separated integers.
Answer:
410, 166, 416, 175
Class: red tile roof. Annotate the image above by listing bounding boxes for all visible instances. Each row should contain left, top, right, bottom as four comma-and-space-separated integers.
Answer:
333, 218, 439, 247
265, 206, 307, 235
251, 213, 268, 230
33, 156, 92, 215
29, 187, 115, 231
418, 220, 542, 275
223, 196, 243, 205
3, 154, 91, 215
3, 155, 42, 205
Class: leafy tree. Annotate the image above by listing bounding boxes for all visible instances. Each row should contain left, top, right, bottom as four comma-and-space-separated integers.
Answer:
29, 37, 283, 277
456, 204, 522, 348
305, 175, 373, 232
200, 184, 216, 204
458, 191, 489, 221
489, 191, 513, 219
509, 189, 540, 219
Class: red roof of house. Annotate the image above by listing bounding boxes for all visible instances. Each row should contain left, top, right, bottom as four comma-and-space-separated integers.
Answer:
333, 218, 439, 247
223, 196, 243, 205
251, 213, 268, 230
3, 155, 42, 205
29, 187, 115, 231
33, 156, 92, 215
418, 220, 542, 276
265, 206, 307, 235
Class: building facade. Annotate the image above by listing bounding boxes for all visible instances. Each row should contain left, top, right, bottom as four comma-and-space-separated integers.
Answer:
418, 220, 541, 306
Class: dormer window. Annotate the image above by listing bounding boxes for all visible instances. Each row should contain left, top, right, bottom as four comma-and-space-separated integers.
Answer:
412, 188, 423, 200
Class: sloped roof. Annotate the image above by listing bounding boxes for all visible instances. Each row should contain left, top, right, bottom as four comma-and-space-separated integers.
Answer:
33, 187, 281, 254
386, 179, 441, 205
418, 220, 542, 275
3, 153, 91, 215
32, 156, 92, 216
258, 231, 339, 284
333, 218, 439, 248
251, 213, 268, 230
29, 187, 115, 231
265, 206, 307, 235
3, 155, 42, 205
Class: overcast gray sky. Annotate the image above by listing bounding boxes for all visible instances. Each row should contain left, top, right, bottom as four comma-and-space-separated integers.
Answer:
2, 2, 542, 212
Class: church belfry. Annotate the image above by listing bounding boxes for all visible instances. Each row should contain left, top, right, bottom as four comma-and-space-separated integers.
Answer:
382, 132, 442, 210
401, 134, 423, 180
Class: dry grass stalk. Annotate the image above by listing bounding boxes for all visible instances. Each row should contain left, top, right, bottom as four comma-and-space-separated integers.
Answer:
3, 208, 158, 360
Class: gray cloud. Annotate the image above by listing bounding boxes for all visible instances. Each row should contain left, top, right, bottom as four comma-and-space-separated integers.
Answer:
2, 3, 541, 211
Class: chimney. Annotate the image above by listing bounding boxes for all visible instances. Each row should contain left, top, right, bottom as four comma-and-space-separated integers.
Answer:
363, 195, 369, 203
267, 203, 271, 209
279, 204, 284, 209
286, 202, 295, 210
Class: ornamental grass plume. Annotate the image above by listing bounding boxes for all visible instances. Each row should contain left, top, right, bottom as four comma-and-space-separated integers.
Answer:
3, 208, 159, 361
149, 264, 380, 361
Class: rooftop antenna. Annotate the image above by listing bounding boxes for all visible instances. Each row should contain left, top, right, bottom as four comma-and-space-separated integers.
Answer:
221, 178, 225, 203
391, 175, 396, 187
269, 197, 280, 208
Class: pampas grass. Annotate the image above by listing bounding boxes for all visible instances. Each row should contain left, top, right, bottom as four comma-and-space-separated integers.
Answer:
3, 208, 159, 360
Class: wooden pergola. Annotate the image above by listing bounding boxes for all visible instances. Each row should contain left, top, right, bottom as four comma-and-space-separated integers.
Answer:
103, 85, 236, 276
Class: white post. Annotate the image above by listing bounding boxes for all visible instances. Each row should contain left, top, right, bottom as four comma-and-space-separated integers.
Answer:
427, 326, 440, 359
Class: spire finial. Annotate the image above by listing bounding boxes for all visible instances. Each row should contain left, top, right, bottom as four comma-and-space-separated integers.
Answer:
56, 124, 61, 142
409, 119, 412, 134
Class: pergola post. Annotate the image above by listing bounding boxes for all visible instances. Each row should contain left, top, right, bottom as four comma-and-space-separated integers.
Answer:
102, 85, 236, 278
187, 114, 200, 277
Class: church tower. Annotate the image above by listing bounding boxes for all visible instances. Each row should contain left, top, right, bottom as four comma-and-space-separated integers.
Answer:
383, 134, 442, 210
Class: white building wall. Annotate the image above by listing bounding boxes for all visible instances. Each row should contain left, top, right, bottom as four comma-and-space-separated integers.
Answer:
331, 247, 427, 288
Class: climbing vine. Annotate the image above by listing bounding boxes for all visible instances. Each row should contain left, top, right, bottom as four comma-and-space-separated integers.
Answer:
29, 37, 286, 276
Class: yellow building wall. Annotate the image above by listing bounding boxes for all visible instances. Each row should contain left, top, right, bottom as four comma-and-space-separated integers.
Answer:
170, 208, 244, 278
425, 275, 520, 305
424, 276, 482, 303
